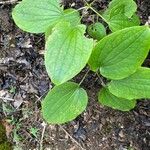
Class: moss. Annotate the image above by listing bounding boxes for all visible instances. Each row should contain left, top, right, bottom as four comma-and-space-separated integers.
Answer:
0, 141, 12, 150
0, 123, 7, 143
0, 123, 13, 150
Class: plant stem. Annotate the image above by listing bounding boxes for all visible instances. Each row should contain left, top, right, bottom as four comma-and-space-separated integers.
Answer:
83, 0, 108, 24
89, 6, 108, 23
90, 0, 99, 6
96, 72, 106, 87
79, 69, 90, 86
59, 125, 85, 150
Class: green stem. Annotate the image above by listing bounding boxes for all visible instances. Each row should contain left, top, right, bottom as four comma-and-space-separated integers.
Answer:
89, 6, 108, 23
90, 0, 99, 6
79, 69, 90, 86
83, 0, 108, 24
96, 72, 106, 87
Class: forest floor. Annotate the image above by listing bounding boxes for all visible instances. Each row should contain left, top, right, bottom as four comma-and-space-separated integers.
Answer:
0, 0, 150, 150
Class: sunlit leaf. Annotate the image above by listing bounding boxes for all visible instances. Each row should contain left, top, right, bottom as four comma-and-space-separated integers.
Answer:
88, 26, 150, 80
42, 82, 88, 124
12, 0, 80, 33
45, 22, 93, 85
103, 0, 138, 31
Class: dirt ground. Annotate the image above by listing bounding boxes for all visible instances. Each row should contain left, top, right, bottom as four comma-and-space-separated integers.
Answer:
0, 0, 150, 150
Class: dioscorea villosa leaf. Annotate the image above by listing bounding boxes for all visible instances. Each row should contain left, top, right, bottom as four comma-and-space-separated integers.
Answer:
108, 14, 140, 32
42, 82, 88, 124
45, 22, 93, 85
98, 88, 136, 111
103, 0, 137, 20
108, 67, 150, 100
45, 8, 80, 39
12, 0, 80, 33
88, 26, 150, 80
103, 0, 139, 32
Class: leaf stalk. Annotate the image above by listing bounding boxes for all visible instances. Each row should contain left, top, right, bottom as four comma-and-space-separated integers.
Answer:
83, 0, 108, 24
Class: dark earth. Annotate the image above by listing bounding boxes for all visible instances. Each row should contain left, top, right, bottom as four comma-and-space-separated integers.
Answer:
0, 0, 150, 150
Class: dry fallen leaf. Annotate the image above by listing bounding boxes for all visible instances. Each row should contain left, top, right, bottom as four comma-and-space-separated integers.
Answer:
1, 119, 13, 138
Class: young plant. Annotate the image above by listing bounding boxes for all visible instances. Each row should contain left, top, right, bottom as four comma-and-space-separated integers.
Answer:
12, 0, 150, 124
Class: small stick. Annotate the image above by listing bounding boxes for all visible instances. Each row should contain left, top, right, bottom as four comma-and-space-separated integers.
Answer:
40, 122, 47, 150
83, 0, 108, 24
96, 73, 106, 87
0, 96, 15, 101
59, 125, 85, 150
79, 69, 90, 86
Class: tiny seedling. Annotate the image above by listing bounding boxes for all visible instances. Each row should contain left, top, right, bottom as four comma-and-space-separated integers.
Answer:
30, 127, 39, 138
12, 0, 150, 124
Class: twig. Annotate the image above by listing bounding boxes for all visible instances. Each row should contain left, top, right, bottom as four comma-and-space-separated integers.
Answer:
35, 89, 49, 103
83, 0, 108, 24
77, 6, 88, 11
0, 96, 15, 101
79, 69, 90, 86
59, 125, 85, 150
90, 0, 99, 6
40, 122, 47, 150
96, 73, 106, 87
0, 0, 18, 5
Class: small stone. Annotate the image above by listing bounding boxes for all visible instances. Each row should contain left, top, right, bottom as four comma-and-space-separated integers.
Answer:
119, 130, 124, 138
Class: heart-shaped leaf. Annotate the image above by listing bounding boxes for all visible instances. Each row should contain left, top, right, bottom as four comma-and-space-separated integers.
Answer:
108, 14, 140, 32
45, 8, 80, 39
42, 82, 88, 124
108, 67, 150, 100
103, 0, 137, 20
102, 0, 138, 32
88, 26, 150, 80
45, 22, 93, 85
12, 0, 80, 33
98, 87, 136, 111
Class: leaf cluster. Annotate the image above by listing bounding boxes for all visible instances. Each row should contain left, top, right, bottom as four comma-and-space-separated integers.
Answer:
12, 0, 150, 124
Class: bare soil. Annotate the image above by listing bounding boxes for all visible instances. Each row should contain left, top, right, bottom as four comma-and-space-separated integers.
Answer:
0, 0, 150, 150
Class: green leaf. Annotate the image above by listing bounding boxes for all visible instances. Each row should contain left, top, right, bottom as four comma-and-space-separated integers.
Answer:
88, 26, 150, 80
108, 67, 150, 100
63, 8, 80, 25
42, 82, 88, 124
87, 22, 106, 40
45, 22, 93, 85
108, 14, 140, 32
102, 0, 138, 32
98, 87, 136, 111
12, 0, 80, 33
45, 8, 80, 39
103, 0, 137, 20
